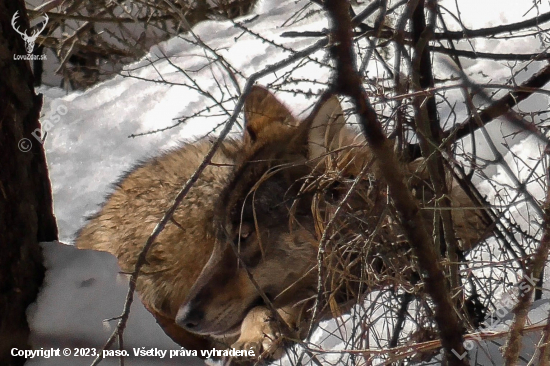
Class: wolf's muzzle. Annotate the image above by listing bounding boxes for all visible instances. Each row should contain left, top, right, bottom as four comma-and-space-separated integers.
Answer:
175, 302, 204, 331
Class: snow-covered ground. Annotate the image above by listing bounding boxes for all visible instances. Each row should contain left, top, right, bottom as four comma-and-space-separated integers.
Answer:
27, 241, 195, 366
25, 0, 550, 365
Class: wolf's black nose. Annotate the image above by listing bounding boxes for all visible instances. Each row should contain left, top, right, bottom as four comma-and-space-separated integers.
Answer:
176, 303, 204, 330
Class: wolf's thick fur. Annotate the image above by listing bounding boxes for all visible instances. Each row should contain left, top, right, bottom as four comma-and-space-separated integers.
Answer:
76, 86, 486, 360
76, 138, 243, 351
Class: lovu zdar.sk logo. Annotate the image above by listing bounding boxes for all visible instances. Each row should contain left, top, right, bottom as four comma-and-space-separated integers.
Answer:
12, 11, 48, 60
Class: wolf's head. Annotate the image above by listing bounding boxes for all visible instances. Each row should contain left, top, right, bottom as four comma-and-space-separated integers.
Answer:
175, 86, 365, 337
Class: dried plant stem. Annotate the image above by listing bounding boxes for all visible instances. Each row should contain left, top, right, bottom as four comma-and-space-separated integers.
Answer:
504, 145, 550, 365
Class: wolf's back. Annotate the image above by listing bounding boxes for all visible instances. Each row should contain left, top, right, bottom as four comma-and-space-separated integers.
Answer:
75, 138, 241, 318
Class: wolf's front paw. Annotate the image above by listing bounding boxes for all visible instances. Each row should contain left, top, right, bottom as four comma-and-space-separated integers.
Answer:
231, 306, 284, 361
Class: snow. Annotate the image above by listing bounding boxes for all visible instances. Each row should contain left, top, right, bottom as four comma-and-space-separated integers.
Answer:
39, 0, 331, 244
28, 241, 196, 366
27, 0, 550, 365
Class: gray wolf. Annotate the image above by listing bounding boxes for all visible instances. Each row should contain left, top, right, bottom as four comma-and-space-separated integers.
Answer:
76, 86, 486, 361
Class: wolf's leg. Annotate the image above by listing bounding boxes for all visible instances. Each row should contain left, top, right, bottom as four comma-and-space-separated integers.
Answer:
231, 304, 307, 361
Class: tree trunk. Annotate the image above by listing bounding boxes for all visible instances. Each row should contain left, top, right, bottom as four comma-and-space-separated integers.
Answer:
0, 1, 58, 364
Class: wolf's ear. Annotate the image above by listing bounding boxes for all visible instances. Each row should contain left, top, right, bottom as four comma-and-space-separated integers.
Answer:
244, 86, 296, 144
306, 95, 346, 160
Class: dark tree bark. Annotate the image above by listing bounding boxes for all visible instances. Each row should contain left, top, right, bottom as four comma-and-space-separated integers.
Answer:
0, 1, 58, 365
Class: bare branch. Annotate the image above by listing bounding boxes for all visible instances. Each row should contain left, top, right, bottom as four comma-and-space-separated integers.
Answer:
322, 0, 468, 364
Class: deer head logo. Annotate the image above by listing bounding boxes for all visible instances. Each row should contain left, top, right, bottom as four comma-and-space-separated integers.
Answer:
12, 11, 48, 54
